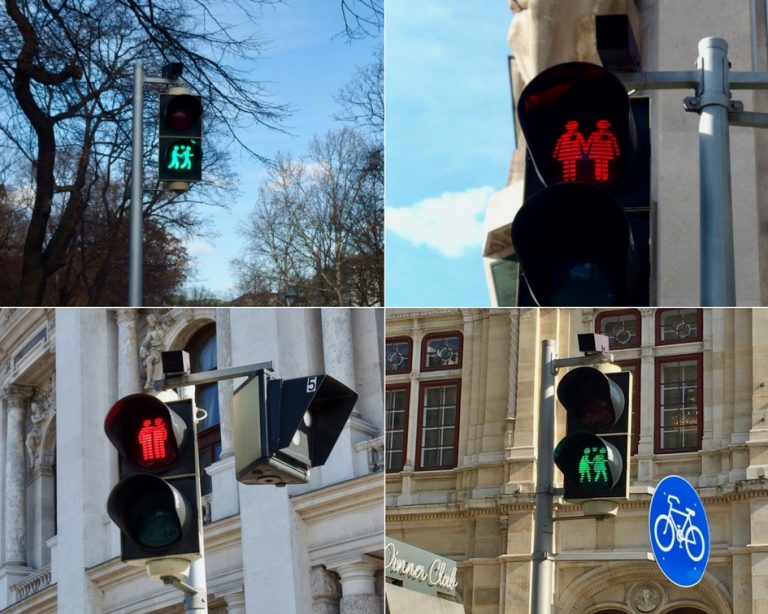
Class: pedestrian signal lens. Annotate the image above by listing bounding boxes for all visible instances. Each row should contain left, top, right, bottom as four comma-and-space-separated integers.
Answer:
162, 139, 200, 175
553, 118, 620, 184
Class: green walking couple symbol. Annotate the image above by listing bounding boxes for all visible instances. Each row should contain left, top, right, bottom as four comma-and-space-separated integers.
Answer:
578, 446, 609, 485
168, 143, 195, 170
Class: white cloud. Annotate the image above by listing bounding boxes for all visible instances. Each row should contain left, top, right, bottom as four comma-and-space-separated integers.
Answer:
387, 186, 493, 258
187, 240, 217, 256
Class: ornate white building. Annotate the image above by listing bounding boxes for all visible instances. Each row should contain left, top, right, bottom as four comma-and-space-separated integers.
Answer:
386, 308, 768, 613
0, 307, 384, 613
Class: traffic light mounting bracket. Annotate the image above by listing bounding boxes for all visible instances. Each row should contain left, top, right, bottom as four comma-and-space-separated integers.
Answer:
152, 360, 275, 392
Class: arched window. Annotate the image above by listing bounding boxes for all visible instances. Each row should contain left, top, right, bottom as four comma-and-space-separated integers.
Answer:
185, 323, 220, 495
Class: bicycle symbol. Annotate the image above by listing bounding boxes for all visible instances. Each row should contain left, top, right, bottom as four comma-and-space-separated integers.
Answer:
653, 494, 706, 562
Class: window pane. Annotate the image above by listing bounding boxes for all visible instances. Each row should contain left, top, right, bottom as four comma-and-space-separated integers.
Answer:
424, 335, 461, 369
386, 340, 411, 373
598, 312, 639, 348
659, 309, 699, 342
439, 448, 455, 466
657, 356, 701, 452
422, 449, 438, 467
423, 428, 438, 447
443, 385, 457, 405
425, 387, 442, 407
441, 427, 455, 446
418, 383, 460, 469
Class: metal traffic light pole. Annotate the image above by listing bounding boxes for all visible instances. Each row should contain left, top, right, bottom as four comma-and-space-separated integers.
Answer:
129, 62, 184, 306
531, 339, 615, 614
616, 37, 768, 306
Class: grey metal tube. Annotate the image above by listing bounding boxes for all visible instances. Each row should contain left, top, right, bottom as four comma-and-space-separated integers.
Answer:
129, 62, 144, 306
751, 0, 759, 71
183, 556, 208, 612
697, 38, 736, 305
531, 339, 555, 614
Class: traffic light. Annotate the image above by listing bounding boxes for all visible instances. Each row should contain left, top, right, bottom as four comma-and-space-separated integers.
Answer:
511, 62, 651, 306
158, 88, 203, 186
233, 370, 358, 486
104, 394, 201, 565
554, 366, 632, 500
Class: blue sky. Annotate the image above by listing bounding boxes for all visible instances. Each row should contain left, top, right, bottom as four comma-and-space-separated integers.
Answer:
385, 1, 514, 307
182, 1, 380, 298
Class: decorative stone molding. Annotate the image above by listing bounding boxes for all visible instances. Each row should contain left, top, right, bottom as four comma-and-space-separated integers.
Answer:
11, 565, 51, 601
139, 312, 168, 388
628, 582, 664, 613
556, 562, 731, 613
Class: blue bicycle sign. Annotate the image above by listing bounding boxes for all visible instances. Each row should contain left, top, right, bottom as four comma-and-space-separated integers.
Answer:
649, 475, 709, 587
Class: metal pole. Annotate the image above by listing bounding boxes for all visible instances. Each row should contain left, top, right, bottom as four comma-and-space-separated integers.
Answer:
183, 557, 208, 613
129, 61, 144, 307
531, 339, 555, 614
697, 38, 736, 305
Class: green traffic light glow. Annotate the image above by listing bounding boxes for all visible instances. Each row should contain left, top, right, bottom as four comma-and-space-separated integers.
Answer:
165, 139, 198, 172
577, 446, 611, 488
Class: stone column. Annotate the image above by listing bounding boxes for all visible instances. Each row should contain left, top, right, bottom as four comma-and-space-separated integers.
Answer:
310, 565, 341, 614
224, 589, 247, 614
115, 310, 141, 396
4, 385, 32, 566
321, 309, 357, 405
215, 308, 234, 456
328, 556, 381, 614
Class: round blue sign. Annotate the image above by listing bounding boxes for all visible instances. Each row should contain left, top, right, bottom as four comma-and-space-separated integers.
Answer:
649, 475, 710, 587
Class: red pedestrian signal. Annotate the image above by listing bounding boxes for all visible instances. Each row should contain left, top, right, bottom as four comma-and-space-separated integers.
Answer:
510, 62, 651, 306
104, 394, 201, 565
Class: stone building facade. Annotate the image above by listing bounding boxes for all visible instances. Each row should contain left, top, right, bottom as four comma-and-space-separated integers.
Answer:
385, 308, 768, 612
484, 0, 768, 306
0, 307, 384, 613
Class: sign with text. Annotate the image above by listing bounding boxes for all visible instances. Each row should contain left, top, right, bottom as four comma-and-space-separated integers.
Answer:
385, 538, 459, 597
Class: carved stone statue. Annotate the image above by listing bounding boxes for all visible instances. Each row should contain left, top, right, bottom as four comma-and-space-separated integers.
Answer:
140, 313, 166, 388
25, 400, 46, 469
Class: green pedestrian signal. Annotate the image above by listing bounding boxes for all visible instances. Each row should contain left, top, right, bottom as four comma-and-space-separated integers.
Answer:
158, 90, 203, 187
554, 365, 632, 500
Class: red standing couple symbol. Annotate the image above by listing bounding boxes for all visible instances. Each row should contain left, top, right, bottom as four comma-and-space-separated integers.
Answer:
552, 119, 620, 182
138, 418, 169, 460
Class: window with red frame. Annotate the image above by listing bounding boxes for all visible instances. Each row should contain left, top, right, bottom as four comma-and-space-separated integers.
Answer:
385, 385, 410, 472
595, 310, 641, 349
421, 332, 463, 372
386, 337, 413, 375
417, 381, 460, 470
656, 309, 702, 345
655, 355, 702, 453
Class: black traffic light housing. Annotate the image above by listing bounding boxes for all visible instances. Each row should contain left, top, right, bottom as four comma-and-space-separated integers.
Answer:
512, 62, 651, 307
104, 394, 201, 564
233, 370, 358, 486
158, 89, 203, 185
554, 367, 632, 500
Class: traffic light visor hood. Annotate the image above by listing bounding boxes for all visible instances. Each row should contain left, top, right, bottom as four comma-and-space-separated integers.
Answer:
518, 62, 635, 189
557, 367, 625, 428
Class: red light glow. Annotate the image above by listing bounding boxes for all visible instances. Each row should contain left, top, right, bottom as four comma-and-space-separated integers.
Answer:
138, 417, 169, 462
552, 119, 620, 183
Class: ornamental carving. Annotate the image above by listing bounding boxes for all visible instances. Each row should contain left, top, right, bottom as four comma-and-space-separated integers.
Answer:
140, 312, 169, 388
629, 582, 663, 613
